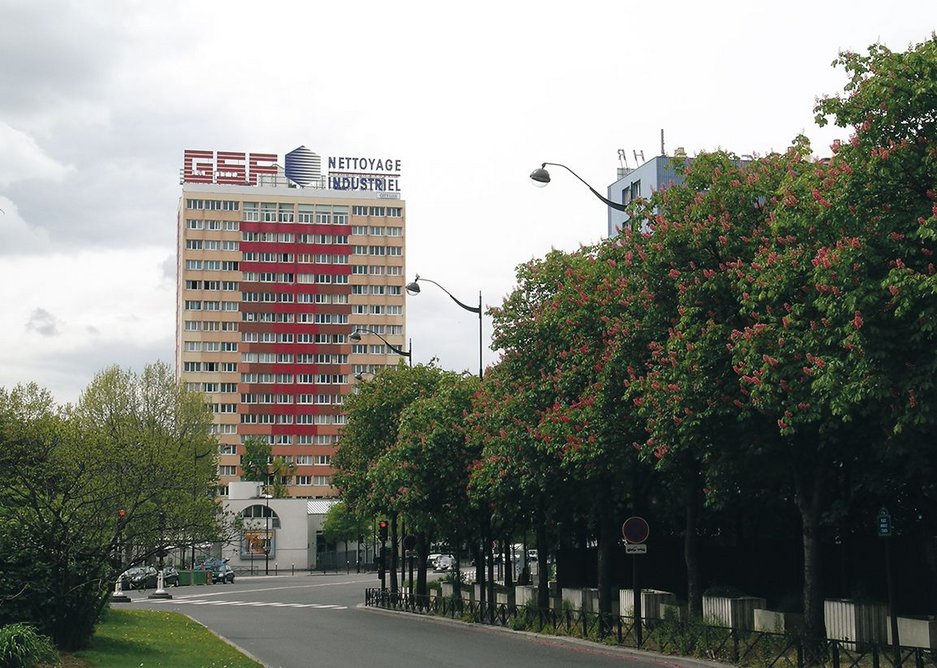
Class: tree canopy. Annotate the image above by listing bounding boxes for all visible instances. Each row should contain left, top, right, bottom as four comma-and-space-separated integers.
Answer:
0, 363, 226, 650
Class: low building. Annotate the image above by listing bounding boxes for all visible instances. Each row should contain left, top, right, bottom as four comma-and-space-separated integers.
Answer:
606, 150, 691, 237
219, 482, 372, 573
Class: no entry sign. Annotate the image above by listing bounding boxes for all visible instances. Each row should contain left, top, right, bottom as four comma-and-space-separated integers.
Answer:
621, 516, 650, 544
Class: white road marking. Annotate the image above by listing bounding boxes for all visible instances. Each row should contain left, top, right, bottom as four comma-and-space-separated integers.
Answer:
144, 598, 347, 610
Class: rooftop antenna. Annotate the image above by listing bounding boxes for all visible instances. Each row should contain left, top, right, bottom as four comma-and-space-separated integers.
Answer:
633, 149, 645, 165
661, 129, 665, 156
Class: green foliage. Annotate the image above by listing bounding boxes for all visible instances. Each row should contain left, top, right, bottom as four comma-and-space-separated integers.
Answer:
0, 623, 57, 668
0, 363, 228, 651
372, 372, 480, 541
269, 456, 295, 498
240, 436, 270, 483
332, 364, 447, 519
439, 570, 468, 585
321, 501, 367, 544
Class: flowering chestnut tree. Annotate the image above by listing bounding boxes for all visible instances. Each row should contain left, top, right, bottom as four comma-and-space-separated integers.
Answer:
729, 37, 937, 637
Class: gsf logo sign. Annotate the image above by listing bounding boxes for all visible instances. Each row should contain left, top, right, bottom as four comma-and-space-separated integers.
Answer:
183, 150, 278, 186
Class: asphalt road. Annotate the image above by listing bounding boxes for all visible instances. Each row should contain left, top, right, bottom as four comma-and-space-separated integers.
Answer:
126, 573, 708, 668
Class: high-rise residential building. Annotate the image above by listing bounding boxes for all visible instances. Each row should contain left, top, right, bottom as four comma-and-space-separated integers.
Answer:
175, 146, 406, 498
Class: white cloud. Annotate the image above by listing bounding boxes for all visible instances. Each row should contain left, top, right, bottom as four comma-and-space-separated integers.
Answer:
0, 123, 71, 187
0, 246, 175, 404
0, 198, 51, 253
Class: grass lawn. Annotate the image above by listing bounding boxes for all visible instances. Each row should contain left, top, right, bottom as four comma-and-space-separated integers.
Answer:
69, 608, 262, 667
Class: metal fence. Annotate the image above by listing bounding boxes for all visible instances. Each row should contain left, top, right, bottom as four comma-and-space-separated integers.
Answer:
363, 589, 937, 668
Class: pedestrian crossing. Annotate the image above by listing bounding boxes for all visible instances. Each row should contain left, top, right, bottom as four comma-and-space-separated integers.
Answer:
144, 598, 347, 610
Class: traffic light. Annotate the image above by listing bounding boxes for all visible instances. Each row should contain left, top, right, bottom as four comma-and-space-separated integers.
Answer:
378, 520, 388, 542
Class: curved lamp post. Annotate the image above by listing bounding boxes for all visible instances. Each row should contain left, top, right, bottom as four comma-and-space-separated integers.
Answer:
351, 328, 412, 367
530, 162, 627, 212
406, 274, 482, 378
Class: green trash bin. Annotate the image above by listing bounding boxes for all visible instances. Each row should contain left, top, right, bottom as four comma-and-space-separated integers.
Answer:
191, 570, 208, 585
178, 570, 193, 586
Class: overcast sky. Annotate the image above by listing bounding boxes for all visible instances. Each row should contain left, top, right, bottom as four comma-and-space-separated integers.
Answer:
0, 1, 934, 405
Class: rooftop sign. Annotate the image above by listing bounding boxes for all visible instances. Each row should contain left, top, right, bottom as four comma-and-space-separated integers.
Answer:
182, 148, 402, 194
182, 150, 278, 185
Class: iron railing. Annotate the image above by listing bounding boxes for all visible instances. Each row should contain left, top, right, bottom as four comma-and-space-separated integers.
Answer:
363, 589, 937, 668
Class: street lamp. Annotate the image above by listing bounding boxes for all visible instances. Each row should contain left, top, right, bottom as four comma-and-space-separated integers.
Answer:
350, 328, 412, 367
406, 274, 483, 378
406, 274, 490, 609
530, 162, 627, 211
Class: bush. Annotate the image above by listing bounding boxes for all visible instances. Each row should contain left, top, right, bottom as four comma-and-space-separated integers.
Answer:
0, 623, 58, 668
440, 570, 467, 584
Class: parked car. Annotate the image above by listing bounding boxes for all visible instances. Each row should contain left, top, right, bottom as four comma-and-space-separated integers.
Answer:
119, 565, 179, 589
161, 566, 180, 587
211, 563, 236, 584
433, 554, 455, 572
120, 566, 157, 590
426, 553, 442, 569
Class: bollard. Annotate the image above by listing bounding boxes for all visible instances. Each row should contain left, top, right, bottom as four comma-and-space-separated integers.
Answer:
292, 563, 295, 576
275, 563, 278, 576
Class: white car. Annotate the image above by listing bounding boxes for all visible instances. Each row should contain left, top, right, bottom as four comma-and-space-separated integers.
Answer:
433, 554, 455, 572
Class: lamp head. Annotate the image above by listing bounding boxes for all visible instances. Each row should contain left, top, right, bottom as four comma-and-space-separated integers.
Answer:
350, 331, 361, 342
529, 164, 551, 188
405, 276, 421, 295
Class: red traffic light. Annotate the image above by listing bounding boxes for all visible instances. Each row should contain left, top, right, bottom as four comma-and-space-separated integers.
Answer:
118, 510, 126, 518
378, 520, 388, 541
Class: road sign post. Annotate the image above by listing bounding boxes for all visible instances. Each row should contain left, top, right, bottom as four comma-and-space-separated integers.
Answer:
879, 507, 899, 662
622, 517, 650, 646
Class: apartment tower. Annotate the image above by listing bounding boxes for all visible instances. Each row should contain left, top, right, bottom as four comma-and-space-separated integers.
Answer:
176, 146, 406, 498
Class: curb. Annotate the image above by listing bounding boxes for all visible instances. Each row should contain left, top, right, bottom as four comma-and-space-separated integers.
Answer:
357, 604, 734, 668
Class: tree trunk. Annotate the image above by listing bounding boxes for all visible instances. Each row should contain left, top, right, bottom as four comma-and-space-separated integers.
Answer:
476, 516, 486, 604
794, 463, 825, 640
416, 531, 428, 597
597, 499, 616, 615
486, 529, 495, 617
453, 541, 462, 598
504, 536, 513, 589
389, 513, 399, 593
685, 467, 703, 619
536, 521, 550, 609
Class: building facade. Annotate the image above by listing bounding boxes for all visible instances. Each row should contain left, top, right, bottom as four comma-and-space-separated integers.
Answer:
176, 147, 406, 498
606, 151, 691, 237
